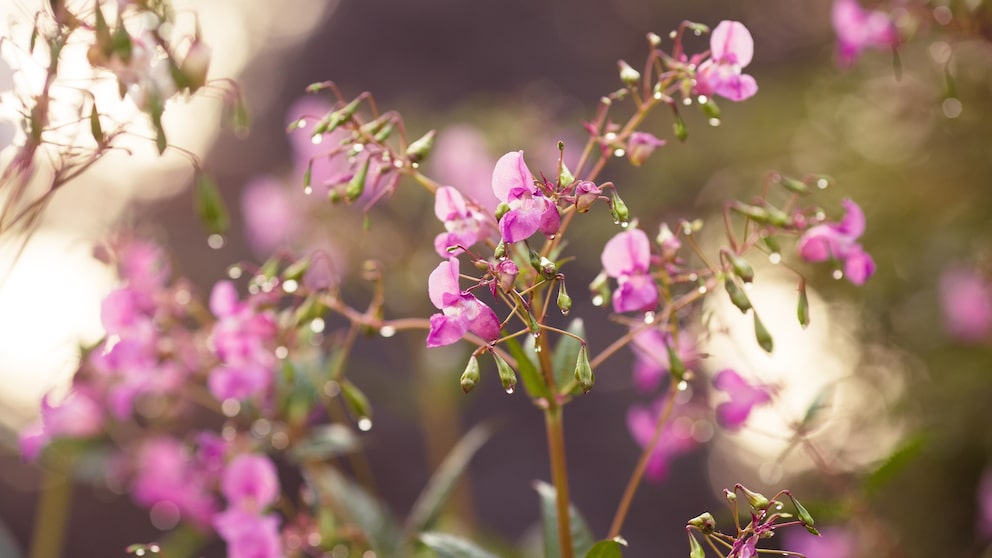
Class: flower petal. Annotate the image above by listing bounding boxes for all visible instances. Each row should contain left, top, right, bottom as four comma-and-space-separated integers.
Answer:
428, 258, 461, 309
426, 313, 468, 347
602, 228, 651, 277
711, 20, 754, 67
434, 186, 467, 222
492, 150, 533, 202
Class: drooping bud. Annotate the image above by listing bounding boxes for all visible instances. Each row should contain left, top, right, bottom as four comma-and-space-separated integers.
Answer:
753, 312, 774, 353
724, 279, 752, 313
730, 202, 771, 224
574, 180, 602, 213
788, 493, 820, 536
610, 190, 630, 226
314, 96, 363, 136
736, 484, 771, 511
558, 145, 575, 187
557, 281, 572, 315
460, 356, 481, 393
797, 281, 810, 328
727, 253, 755, 283
493, 240, 507, 260
574, 345, 594, 393
345, 156, 370, 202
673, 112, 688, 142
180, 39, 212, 92
194, 171, 230, 236
763, 203, 790, 228
687, 512, 716, 535
340, 380, 373, 428
626, 132, 666, 167
647, 32, 662, 47
687, 531, 705, 558
495, 202, 511, 222
496, 259, 518, 293
775, 174, 811, 195
405, 129, 436, 164
618, 60, 641, 86
701, 97, 721, 120
538, 257, 557, 279
589, 271, 611, 307
667, 339, 687, 382
492, 352, 518, 394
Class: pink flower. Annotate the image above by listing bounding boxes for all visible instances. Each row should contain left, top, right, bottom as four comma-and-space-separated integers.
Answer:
433, 186, 489, 256
208, 281, 278, 401
939, 267, 992, 343
427, 258, 501, 348
491, 151, 560, 243
214, 509, 284, 558
132, 437, 219, 527
241, 176, 302, 257
832, 0, 898, 66
630, 328, 698, 392
696, 21, 758, 102
712, 369, 772, 431
782, 526, 855, 557
19, 390, 105, 461
626, 400, 700, 482
429, 124, 498, 211
222, 454, 279, 513
602, 229, 658, 313
627, 132, 666, 167
797, 199, 875, 285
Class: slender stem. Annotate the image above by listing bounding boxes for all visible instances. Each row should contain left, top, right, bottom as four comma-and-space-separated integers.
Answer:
608, 383, 677, 538
30, 470, 71, 558
544, 405, 574, 558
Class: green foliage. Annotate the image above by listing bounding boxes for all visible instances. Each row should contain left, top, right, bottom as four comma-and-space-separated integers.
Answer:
535, 481, 595, 558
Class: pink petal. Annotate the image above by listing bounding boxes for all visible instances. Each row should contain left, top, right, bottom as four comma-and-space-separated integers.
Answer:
602, 229, 651, 277
210, 281, 240, 317
940, 267, 992, 342
491, 151, 533, 202
714, 73, 758, 102
837, 198, 866, 238
222, 454, 280, 510
843, 246, 875, 285
428, 258, 461, 309
434, 186, 467, 222
465, 299, 501, 342
711, 20, 754, 67
426, 313, 468, 347
612, 273, 658, 313
797, 226, 846, 262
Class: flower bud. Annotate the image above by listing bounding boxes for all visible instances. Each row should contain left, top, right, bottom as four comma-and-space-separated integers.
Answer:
405, 129, 436, 163
762, 235, 781, 257
788, 493, 820, 536
610, 190, 630, 226
495, 202, 511, 222
345, 157, 370, 202
736, 484, 771, 511
460, 356, 481, 393
626, 132, 666, 167
589, 271, 611, 307
687, 531, 705, 558
647, 32, 662, 47
657, 223, 681, 261
574, 180, 601, 213
496, 259, 518, 293
701, 97, 721, 120
753, 312, 774, 353
726, 253, 754, 283
723, 489, 737, 503
765, 203, 791, 228
574, 345, 594, 393
493, 240, 507, 260
687, 512, 716, 535
340, 379, 373, 427
618, 60, 641, 86
557, 281, 572, 315
315, 96, 363, 136
775, 174, 810, 195
492, 352, 517, 394
180, 39, 212, 92
730, 202, 771, 224
538, 257, 557, 279
558, 154, 575, 187
797, 282, 810, 328
724, 279, 752, 313
673, 112, 688, 142
667, 340, 687, 382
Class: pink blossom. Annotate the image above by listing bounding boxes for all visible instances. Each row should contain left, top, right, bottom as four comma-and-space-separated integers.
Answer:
626, 400, 700, 482
117, 238, 170, 295
491, 151, 560, 243
630, 328, 698, 392
627, 132, 666, 167
222, 454, 280, 512
208, 281, 278, 401
241, 176, 302, 256
429, 124, 497, 210
712, 369, 772, 431
782, 526, 854, 557
433, 186, 489, 256
427, 258, 501, 348
832, 0, 898, 66
601, 229, 658, 313
132, 437, 219, 527
214, 509, 284, 558
696, 21, 758, 102
573, 180, 602, 213
939, 267, 992, 343
19, 390, 105, 461
797, 199, 875, 285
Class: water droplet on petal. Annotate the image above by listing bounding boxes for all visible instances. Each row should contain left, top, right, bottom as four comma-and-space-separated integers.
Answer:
358, 417, 373, 431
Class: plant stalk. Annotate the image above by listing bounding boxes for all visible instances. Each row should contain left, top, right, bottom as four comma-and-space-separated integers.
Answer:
544, 405, 574, 558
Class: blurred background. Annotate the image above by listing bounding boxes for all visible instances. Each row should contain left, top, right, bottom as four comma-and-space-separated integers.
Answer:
1, 0, 991, 556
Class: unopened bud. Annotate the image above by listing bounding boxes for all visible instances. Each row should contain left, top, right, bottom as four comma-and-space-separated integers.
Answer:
180, 39, 212, 92
736, 484, 771, 511
687, 512, 716, 535
627, 132, 666, 167
559, 159, 575, 188
788, 493, 819, 536
762, 235, 781, 257
492, 352, 517, 394
538, 257, 557, 279
460, 356, 481, 393
496, 259, 518, 293
657, 223, 681, 261
730, 202, 771, 224
673, 112, 688, 142
574, 345, 594, 393
727, 253, 755, 282
687, 531, 705, 558
701, 97, 721, 120
797, 282, 810, 328
764, 203, 790, 228
776, 174, 811, 195
724, 279, 752, 313
753, 312, 774, 353
493, 240, 507, 260
589, 271, 611, 307
666, 340, 687, 382
647, 32, 662, 47
618, 60, 641, 86
345, 157, 370, 202
495, 202, 511, 222
405, 129, 436, 163
574, 180, 602, 213
610, 190, 630, 226
340, 380, 372, 425
557, 281, 572, 315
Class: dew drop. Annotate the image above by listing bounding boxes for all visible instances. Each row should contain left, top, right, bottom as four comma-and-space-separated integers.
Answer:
620, 221, 630, 228
604, 132, 618, 141
323, 381, 341, 397
380, 325, 396, 337
393, 159, 403, 168
227, 265, 242, 279
815, 210, 826, 220
942, 97, 963, 119
693, 29, 702, 36
677, 380, 689, 391
310, 317, 326, 333
504, 386, 515, 394
412, 162, 420, 169
534, 343, 543, 353
643, 311, 656, 324
832, 269, 844, 280
271, 431, 289, 449
549, 234, 557, 240
775, 502, 784, 510
592, 294, 605, 306
351, 143, 365, 152
252, 418, 273, 437
653, 91, 663, 100
708, 118, 721, 127
303, 185, 313, 195
207, 234, 225, 249
769, 253, 782, 264
275, 346, 289, 359
697, 95, 708, 104
222, 425, 237, 440
816, 178, 829, 189
613, 148, 626, 158
682, 97, 692, 106
221, 399, 241, 417
297, 118, 307, 128
688, 273, 699, 282
282, 279, 299, 293
668, 30, 677, 39
613, 219, 620, 225
697, 285, 707, 294
560, 308, 570, 316
311, 134, 323, 145
358, 417, 373, 431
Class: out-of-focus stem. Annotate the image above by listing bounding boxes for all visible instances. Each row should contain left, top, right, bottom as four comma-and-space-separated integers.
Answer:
608, 383, 677, 538
544, 405, 574, 558
29, 470, 71, 558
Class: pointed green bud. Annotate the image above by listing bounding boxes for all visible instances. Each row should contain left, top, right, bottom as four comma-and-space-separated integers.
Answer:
610, 190, 630, 226
687, 512, 716, 535
460, 356, 481, 393
797, 282, 810, 328
574, 345, 594, 393
345, 156, 370, 202
528, 249, 543, 272
538, 256, 557, 279
730, 202, 771, 224
762, 235, 781, 257
282, 257, 312, 281
373, 121, 394, 143
647, 32, 662, 47
777, 175, 811, 195
687, 531, 705, 558
701, 97, 721, 120
724, 489, 737, 503
685, 22, 711, 35
589, 271, 611, 307
194, 171, 229, 235
753, 312, 774, 353
727, 253, 755, 282
788, 493, 819, 535
559, 161, 575, 188
340, 379, 373, 426
618, 60, 641, 86
405, 129, 436, 163
303, 160, 313, 191
492, 352, 517, 394
495, 202, 511, 221
667, 339, 687, 382
765, 203, 790, 228
724, 279, 752, 313
557, 281, 572, 315
737, 484, 770, 511
305, 81, 334, 93
493, 240, 507, 260
89, 105, 104, 144
673, 113, 688, 142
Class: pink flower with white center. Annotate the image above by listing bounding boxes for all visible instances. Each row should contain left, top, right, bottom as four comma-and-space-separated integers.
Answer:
832, 0, 898, 66
939, 267, 992, 343
627, 132, 666, 167
630, 328, 698, 392
626, 400, 701, 482
427, 258, 501, 348
695, 21, 758, 102
491, 151, 560, 243
712, 369, 772, 431
601, 228, 658, 313
433, 186, 489, 257
214, 509, 285, 558
797, 199, 876, 285
222, 454, 280, 512
19, 390, 105, 461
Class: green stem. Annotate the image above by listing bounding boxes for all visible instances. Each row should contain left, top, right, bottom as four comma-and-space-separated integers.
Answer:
30, 470, 71, 558
544, 405, 574, 558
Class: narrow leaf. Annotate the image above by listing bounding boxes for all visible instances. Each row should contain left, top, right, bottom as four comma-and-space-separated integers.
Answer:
289, 424, 359, 463
504, 337, 549, 399
194, 171, 229, 235
419, 532, 499, 558
406, 422, 494, 534
535, 481, 595, 558
304, 464, 400, 555
551, 318, 585, 390
585, 540, 624, 558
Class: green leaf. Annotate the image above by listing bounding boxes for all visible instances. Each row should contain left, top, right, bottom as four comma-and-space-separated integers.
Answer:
864, 432, 928, 495
535, 481, 595, 558
289, 424, 359, 463
193, 171, 229, 235
0, 519, 23, 558
406, 422, 494, 534
585, 540, 624, 558
503, 337, 549, 400
551, 318, 585, 390
304, 464, 400, 555
419, 532, 498, 558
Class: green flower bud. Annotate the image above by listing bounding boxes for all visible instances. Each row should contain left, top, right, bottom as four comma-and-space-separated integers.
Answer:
405, 129, 436, 163
495, 202, 511, 222
727, 253, 755, 282
460, 356, 481, 393
557, 281, 572, 315
687, 512, 716, 535
737, 484, 770, 511
687, 531, 705, 558
610, 190, 630, 226
724, 279, 752, 313
667, 339, 687, 382
797, 281, 810, 328
753, 312, 774, 353
618, 60, 641, 86
731, 202, 771, 224
673, 112, 688, 142
345, 156, 370, 202
574, 345, 594, 393
492, 352, 517, 394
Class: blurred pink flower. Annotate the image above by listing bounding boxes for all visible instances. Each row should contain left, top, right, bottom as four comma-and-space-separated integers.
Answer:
132, 437, 218, 527
214, 509, 284, 558
782, 526, 854, 557
626, 132, 666, 167
241, 176, 302, 257
208, 281, 278, 401
630, 328, 697, 392
222, 454, 280, 512
427, 257, 501, 348
939, 267, 992, 343
712, 369, 772, 431
18, 389, 105, 461
832, 0, 898, 66
433, 186, 490, 257
429, 124, 497, 210
797, 199, 875, 285
491, 151, 560, 243
696, 21, 758, 102
602, 228, 658, 313
627, 399, 700, 482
